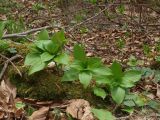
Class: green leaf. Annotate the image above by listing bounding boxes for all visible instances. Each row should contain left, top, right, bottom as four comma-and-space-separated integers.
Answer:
7, 48, 17, 54
92, 108, 114, 120
24, 53, 41, 66
123, 70, 141, 82
147, 100, 160, 113
52, 30, 65, 41
37, 29, 49, 40
79, 72, 92, 88
117, 4, 125, 14
87, 57, 102, 69
123, 100, 135, 107
54, 53, 69, 65
95, 76, 111, 85
0, 21, 5, 39
0, 40, 9, 52
44, 40, 59, 54
40, 52, 54, 62
127, 55, 137, 66
110, 61, 123, 79
29, 61, 46, 75
125, 94, 137, 100
121, 70, 141, 88
91, 67, 112, 76
34, 40, 47, 50
122, 107, 134, 114
62, 69, 79, 81
93, 87, 107, 99
15, 102, 25, 109
70, 60, 84, 71
134, 95, 146, 107
51, 30, 66, 42
88, 0, 97, 4
111, 86, 125, 104
74, 44, 86, 61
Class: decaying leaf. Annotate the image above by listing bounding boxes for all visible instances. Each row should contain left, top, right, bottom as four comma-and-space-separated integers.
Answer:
0, 79, 25, 119
0, 79, 16, 104
29, 107, 49, 120
66, 99, 94, 120
156, 85, 160, 99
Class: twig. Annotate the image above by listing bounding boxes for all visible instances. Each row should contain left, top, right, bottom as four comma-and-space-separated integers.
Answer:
0, 54, 22, 80
2, 26, 61, 39
68, 7, 108, 31
116, 115, 131, 120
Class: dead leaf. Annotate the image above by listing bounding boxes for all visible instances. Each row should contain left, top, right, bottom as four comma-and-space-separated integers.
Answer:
0, 79, 16, 104
0, 79, 25, 119
66, 99, 94, 120
29, 107, 49, 120
156, 85, 160, 99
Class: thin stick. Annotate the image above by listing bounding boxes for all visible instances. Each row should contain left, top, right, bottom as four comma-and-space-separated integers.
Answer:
68, 7, 108, 31
0, 54, 22, 80
2, 26, 61, 39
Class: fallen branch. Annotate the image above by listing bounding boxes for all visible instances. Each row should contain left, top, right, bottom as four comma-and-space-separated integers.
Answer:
68, 7, 108, 31
2, 26, 61, 39
0, 54, 22, 80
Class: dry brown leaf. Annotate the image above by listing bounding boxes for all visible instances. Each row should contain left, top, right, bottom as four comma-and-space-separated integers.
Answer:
156, 85, 160, 99
66, 99, 94, 120
29, 107, 49, 120
0, 79, 19, 119
0, 79, 16, 104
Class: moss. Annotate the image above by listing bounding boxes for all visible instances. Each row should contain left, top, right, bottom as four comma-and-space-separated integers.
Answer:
7, 65, 108, 107
9, 41, 30, 56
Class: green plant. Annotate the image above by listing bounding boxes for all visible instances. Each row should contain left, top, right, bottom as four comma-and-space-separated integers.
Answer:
116, 38, 125, 49
84, 0, 97, 4
15, 101, 25, 109
92, 108, 114, 120
5, 19, 25, 33
62, 45, 142, 104
79, 27, 89, 34
127, 55, 144, 66
143, 44, 151, 55
155, 56, 160, 62
0, 40, 9, 52
95, 62, 142, 104
32, 3, 46, 11
123, 93, 147, 108
155, 40, 160, 52
0, 21, 5, 39
62, 44, 112, 88
24, 30, 69, 75
117, 4, 125, 14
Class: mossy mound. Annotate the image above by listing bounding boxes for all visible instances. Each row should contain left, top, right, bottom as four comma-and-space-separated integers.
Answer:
8, 66, 95, 101
2, 41, 109, 106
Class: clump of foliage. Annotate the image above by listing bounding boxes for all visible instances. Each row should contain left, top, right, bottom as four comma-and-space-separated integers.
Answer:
62, 44, 111, 88
24, 30, 69, 75
0, 21, 5, 39
25, 30, 142, 104
0, 40, 9, 52
127, 55, 144, 66
61, 43, 142, 104
24, 30, 142, 119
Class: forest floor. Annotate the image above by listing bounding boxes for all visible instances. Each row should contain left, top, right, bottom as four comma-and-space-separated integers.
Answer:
0, 0, 160, 120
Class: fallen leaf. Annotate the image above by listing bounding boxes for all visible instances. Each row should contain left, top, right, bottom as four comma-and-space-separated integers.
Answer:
29, 107, 49, 120
0, 79, 16, 105
156, 85, 160, 99
0, 79, 24, 119
66, 99, 94, 120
